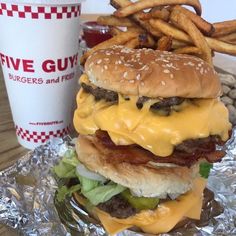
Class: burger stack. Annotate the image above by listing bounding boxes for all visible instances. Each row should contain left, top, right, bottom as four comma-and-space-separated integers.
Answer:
55, 46, 231, 235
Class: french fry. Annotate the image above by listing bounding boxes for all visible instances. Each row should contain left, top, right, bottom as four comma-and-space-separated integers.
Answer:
171, 39, 190, 49
205, 37, 236, 56
217, 32, 236, 43
139, 8, 170, 21
137, 33, 154, 47
114, 0, 202, 18
125, 27, 156, 47
149, 18, 191, 42
110, 0, 159, 41
170, 9, 212, 64
80, 31, 139, 65
142, 22, 163, 38
110, 27, 123, 36
157, 36, 173, 51
173, 46, 202, 55
88, 0, 236, 66
110, 0, 131, 9
125, 38, 140, 48
150, 17, 236, 56
97, 15, 136, 27
172, 5, 214, 36
212, 20, 236, 37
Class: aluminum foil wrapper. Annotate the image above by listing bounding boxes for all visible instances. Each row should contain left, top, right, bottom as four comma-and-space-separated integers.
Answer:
0, 130, 236, 236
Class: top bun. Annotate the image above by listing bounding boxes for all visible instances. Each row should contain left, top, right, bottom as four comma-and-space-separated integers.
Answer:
84, 45, 221, 98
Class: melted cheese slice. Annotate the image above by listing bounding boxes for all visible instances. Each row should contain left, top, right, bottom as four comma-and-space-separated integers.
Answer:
74, 75, 231, 157
74, 177, 206, 235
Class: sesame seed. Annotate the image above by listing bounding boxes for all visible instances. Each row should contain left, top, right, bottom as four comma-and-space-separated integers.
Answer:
161, 81, 166, 85
123, 71, 128, 78
200, 68, 204, 74
164, 69, 170, 74
170, 74, 174, 79
129, 80, 135, 83
136, 74, 141, 80
96, 59, 102, 64
89, 62, 94, 68
104, 65, 108, 70
141, 82, 145, 86
162, 59, 170, 63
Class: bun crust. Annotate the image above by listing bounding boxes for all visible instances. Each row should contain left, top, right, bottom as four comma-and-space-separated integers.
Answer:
84, 46, 221, 98
76, 135, 199, 198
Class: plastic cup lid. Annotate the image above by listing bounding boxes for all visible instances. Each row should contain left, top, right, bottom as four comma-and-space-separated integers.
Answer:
1, 0, 84, 6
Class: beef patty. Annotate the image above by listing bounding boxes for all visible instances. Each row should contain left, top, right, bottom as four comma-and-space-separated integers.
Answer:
81, 82, 185, 112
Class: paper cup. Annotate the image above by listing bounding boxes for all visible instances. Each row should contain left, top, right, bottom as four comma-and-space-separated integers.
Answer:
0, 1, 83, 149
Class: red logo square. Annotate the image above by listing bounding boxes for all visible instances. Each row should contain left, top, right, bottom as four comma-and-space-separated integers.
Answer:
38, 6, 45, 13
51, 7, 57, 13
57, 13, 62, 19
0, 9, 3, 15
66, 12, 72, 18
1, 3, 7, 10
62, 6, 67, 13
31, 12, 39, 19
7, 10, 13, 17
24, 6, 32, 12
45, 13, 51, 19
11, 5, 18, 11
71, 6, 76, 12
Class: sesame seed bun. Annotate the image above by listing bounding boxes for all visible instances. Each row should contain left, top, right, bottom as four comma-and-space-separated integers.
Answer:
84, 45, 221, 98
76, 135, 200, 198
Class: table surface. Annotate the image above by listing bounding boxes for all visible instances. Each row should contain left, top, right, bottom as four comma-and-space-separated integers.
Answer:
0, 14, 235, 236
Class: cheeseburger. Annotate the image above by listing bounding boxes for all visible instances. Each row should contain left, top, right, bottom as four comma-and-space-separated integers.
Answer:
54, 46, 231, 235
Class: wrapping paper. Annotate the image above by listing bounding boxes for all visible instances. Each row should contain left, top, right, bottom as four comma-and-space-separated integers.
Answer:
0, 129, 236, 236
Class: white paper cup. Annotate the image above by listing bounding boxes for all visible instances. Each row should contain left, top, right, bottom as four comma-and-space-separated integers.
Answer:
0, 0, 83, 149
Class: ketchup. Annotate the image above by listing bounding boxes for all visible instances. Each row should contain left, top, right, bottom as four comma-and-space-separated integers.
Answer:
82, 21, 112, 48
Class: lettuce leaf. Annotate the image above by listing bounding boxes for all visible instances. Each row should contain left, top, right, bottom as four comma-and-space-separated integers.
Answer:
53, 149, 79, 178
199, 162, 213, 178
56, 184, 81, 202
82, 182, 126, 205
78, 175, 100, 192
54, 149, 126, 205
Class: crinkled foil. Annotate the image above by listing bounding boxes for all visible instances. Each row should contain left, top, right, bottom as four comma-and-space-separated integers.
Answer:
1, 129, 236, 236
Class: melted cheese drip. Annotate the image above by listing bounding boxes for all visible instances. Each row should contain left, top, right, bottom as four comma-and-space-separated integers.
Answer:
74, 177, 206, 235
74, 75, 231, 157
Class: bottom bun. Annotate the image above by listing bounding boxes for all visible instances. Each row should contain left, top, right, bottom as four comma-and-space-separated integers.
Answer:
76, 135, 199, 198
72, 175, 206, 235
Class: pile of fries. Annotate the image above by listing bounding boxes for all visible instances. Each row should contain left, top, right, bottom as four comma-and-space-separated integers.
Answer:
80, 0, 236, 66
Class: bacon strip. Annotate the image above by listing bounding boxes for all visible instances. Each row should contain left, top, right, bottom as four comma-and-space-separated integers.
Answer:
93, 130, 226, 167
